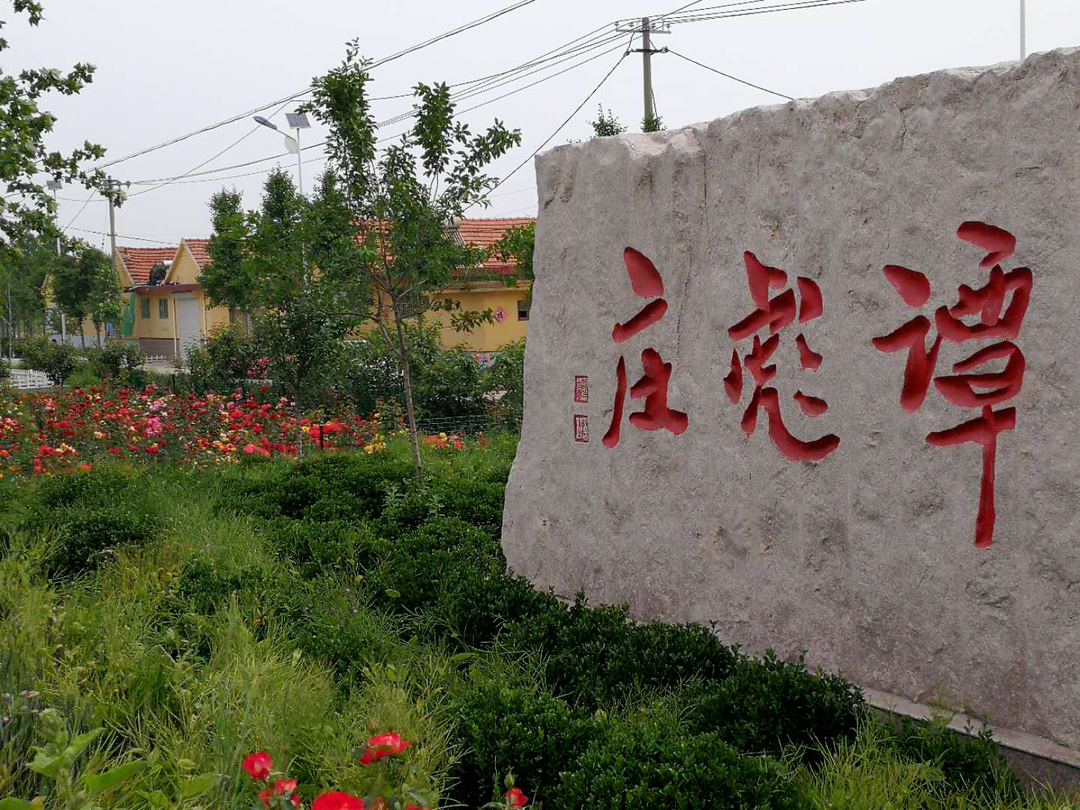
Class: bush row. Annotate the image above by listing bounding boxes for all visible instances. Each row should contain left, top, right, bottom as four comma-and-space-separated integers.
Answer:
21, 454, 1019, 808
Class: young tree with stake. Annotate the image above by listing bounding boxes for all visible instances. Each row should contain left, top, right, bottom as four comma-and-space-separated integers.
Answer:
302, 41, 522, 471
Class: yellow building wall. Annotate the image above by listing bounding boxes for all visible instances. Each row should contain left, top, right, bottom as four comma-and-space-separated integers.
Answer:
133, 289, 176, 341
167, 246, 201, 285
427, 284, 531, 351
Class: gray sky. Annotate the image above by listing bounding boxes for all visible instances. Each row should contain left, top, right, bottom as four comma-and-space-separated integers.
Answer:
7, 0, 1078, 248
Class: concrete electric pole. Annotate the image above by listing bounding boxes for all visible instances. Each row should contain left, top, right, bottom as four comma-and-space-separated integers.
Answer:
1020, 0, 1026, 60
616, 16, 670, 129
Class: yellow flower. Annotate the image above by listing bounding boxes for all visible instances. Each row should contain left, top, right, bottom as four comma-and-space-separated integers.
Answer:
373, 412, 380, 419
438, 432, 447, 439
301, 425, 311, 433
93, 431, 104, 440
363, 444, 374, 454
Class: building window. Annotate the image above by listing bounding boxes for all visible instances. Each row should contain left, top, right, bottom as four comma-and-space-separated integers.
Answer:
517, 298, 530, 321
158, 298, 169, 319
140, 297, 150, 319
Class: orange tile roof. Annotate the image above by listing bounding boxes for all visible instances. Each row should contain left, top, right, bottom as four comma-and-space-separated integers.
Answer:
116, 246, 178, 285
184, 238, 211, 269
458, 217, 534, 274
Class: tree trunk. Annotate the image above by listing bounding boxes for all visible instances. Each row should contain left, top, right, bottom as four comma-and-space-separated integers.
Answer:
295, 398, 305, 460
79, 324, 85, 351
394, 308, 423, 473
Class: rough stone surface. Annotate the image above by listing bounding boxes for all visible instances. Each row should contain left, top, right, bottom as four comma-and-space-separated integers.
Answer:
502, 48, 1080, 748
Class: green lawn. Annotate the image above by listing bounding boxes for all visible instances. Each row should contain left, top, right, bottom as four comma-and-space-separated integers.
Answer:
0, 437, 1075, 809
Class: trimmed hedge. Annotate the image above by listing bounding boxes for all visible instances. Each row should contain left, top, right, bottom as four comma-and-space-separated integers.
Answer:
501, 597, 742, 709
555, 711, 802, 810
451, 684, 596, 808
679, 652, 865, 762
30, 467, 163, 579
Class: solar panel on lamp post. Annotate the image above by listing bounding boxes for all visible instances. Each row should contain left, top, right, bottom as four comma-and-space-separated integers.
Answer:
254, 112, 311, 195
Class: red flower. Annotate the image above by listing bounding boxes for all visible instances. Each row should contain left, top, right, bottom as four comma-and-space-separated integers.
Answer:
78, 463, 93, 472
504, 787, 528, 808
243, 444, 256, 455
358, 732, 412, 764
259, 778, 300, 807
242, 750, 274, 781
311, 792, 364, 810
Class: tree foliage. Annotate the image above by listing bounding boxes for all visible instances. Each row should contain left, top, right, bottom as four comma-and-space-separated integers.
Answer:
49, 242, 114, 347
301, 40, 522, 470
204, 168, 367, 448
0, 1, 106, 249
201, 188, 253, 318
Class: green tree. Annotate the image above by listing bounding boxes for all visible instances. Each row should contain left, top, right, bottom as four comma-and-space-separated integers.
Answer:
589, 104, 626, 137
1, 1, 106, 249
201, 187, 254, 327
206, 168, 365, 454
85, 245, 121, 346
49, 244, 94, 348
491, 220, 534, 304
0, 234, 50, 357
302, 40, 521, 470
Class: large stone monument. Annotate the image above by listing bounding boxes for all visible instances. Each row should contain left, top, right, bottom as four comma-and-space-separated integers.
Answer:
502, 48, 1080, 750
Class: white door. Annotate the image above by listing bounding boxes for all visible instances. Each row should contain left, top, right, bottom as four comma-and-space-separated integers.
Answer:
174, 296, 201, 363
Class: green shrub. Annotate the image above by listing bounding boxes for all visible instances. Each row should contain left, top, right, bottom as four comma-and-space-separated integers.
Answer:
43, 503, 159, 579
187, 324, 258, 395
0, 356, 9, 382
342, 323, 492, 421
427, 476, 506, 535
88, 342, 144, 386
450, 683, 596, 808
263, 517, 389, 577
555, 711, 801, 810
679, 652, 864, 761
886, 715, 1020, 799
29, 468, 163, 579
485, 338, 525, 429
502, 598, 742, 708
366, 517, 552, 648
219, 453, 416, 524
17, 337, 79, 385
291, 575, 407, 678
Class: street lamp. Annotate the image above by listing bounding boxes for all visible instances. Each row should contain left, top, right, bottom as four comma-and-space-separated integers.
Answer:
45, 179, 67, 343
254, 112, 311, 195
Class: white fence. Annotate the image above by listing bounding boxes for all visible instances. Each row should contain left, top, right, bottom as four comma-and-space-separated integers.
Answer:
6, 369, 52, 390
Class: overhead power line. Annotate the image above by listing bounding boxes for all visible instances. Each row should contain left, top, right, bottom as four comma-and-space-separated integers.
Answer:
471, 37, 635, 205
66, 227, 176, 246
663, 0, 868, 24
667, 49, 793, 100
92, 0, 541, 171
128, 28, 633, 190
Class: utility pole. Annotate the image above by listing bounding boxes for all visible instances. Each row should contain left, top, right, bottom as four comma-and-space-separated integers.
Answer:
106, 176, 120, 260
616, 17, 670, 129
642, 17, 654, 125
1020, 0, 1026, 60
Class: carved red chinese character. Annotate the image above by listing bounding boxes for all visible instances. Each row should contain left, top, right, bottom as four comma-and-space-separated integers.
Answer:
872, 222, 1031, 548
725, 251, 839, 462
603, 248, 688, 448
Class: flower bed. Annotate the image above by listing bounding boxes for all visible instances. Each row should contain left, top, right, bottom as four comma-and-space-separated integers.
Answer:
0, 382, 472, 478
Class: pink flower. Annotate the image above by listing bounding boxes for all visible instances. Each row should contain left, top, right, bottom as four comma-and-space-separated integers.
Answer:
243, 443, 256, 455
312, 792, 364, 810
242, 751, 273, 781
